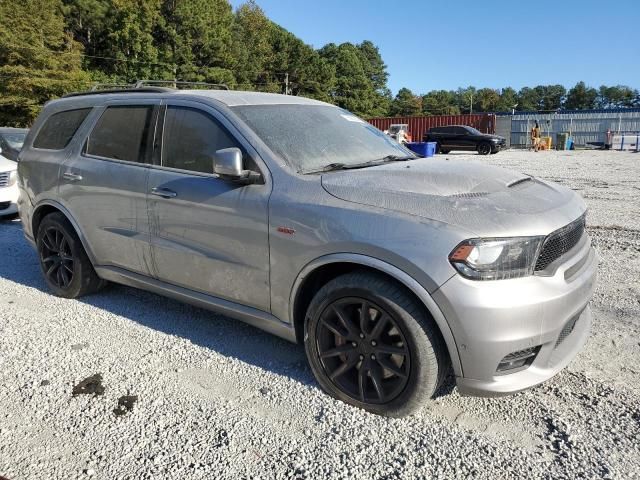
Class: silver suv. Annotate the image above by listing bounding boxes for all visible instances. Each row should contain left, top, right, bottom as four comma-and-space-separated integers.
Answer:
18, 87, 597, 417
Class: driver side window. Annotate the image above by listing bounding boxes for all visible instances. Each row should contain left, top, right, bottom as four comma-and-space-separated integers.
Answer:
162, 106, 241, 174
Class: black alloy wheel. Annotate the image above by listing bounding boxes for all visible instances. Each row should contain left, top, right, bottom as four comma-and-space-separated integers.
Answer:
316, 297, 410, 404
478, 142, 492, 155
40, 226, 75, 289
304, 271, 448, 417
36, 212, 106, 298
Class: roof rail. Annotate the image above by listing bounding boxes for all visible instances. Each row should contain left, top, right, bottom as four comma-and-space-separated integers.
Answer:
134, 80, 230, 90
62, 87, 172, 98
62, 79, 230, 98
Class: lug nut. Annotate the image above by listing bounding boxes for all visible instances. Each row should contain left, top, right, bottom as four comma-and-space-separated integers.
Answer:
370, 354, 376, 360
371, 340, 377, 346
359, 354, 364, 360
359, 333, 365, 339
351, 342, 357, 347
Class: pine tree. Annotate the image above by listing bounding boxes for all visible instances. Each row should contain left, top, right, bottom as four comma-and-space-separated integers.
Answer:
0, 0, 91, 125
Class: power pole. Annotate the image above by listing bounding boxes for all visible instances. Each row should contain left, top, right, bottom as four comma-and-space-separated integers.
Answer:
284, 73, 290, 95
469, 92, 473, 114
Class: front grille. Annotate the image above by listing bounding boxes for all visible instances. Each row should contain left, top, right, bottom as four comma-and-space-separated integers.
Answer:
555, 313, 580, 348
535, 214, 586, 271
0, 172, 9, 187
0, 201, 10, 211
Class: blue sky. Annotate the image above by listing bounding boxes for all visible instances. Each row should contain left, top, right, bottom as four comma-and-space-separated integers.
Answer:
230, 0, 639, 95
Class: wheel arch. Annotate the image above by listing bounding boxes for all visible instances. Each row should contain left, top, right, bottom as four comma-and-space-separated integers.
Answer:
31, 200, 97, 265
289, 253, 463, 377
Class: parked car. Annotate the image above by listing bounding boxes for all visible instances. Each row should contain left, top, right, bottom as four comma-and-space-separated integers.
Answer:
423, 125, 506, 155
384, 123, 412, 143
0, 150, 19, 218
0, 127, 29, 162
18, 88, 596, 417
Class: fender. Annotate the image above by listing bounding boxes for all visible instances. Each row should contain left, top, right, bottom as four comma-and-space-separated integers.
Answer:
31, 199, 98, 266
289, 253, 463, 377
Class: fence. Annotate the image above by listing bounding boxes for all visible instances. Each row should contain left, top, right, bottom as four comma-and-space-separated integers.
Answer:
367, 114, 496, 141
500, 108, 640, 148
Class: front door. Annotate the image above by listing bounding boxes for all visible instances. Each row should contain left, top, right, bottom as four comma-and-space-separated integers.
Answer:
147, 102, 271, 311
58, 102, 159, 275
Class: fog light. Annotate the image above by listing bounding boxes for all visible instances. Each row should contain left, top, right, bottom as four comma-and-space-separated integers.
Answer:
496, 346, 540, 374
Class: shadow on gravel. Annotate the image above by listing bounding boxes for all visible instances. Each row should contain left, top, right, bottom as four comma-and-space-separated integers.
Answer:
0, 221, 314, 386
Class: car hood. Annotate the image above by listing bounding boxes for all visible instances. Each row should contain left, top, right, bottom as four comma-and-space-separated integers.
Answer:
321, 158, 585, 237
0, 154, 17, 172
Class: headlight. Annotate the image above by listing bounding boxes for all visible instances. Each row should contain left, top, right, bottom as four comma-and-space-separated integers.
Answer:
449, 237, 544, 280
7, 170, 18, 187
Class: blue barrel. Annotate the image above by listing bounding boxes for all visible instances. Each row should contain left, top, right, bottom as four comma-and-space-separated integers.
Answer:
406, 142, 436, 157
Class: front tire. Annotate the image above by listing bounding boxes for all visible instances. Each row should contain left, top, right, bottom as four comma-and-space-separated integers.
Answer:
304, 271, 448, 417
36, 212, 105, 298
477, 142, 492, 155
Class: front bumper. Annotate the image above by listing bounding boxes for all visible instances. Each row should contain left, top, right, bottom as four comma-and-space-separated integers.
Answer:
433, 236, 597, 397
0, 182, 19, 216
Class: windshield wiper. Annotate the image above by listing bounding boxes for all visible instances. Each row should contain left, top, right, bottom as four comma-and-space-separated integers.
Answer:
380, 154, 417, 161
301, 155, 416, 174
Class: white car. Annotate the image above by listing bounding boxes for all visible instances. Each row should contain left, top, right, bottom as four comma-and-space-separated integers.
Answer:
0, 152, 19, 217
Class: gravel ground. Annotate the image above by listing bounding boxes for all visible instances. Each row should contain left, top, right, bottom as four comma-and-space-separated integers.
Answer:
1, 149, 639, 480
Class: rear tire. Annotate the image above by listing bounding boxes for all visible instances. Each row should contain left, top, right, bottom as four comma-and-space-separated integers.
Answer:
304, 271, 448, 417
36, 212, 106, 298
440, 149, 450, 154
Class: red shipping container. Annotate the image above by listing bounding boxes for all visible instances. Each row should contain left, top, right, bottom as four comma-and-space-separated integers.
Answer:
367, 114, 496, 141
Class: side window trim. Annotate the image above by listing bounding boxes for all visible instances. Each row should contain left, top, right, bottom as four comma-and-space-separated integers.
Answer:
153, 100, 267, 181
81, 103, 160, 166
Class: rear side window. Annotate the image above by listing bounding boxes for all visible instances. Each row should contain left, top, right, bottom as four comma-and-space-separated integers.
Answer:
33, 108, 91, 150
162, 106, 240, 174
86, 106, 153, 163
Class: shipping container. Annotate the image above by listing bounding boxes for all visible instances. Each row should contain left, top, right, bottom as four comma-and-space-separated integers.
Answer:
367, 114, 497, 141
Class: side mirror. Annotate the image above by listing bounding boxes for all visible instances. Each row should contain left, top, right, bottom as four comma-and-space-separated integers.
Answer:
213, 147, 261, 184
214, 147, 246, 178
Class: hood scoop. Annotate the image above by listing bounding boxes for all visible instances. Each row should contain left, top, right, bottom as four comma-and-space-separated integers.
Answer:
507, 177, 534, 189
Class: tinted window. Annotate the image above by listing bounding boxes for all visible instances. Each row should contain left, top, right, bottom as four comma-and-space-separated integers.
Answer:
86, 106, 153, 163
162, 107, 240, 174
454, 127, 468, 134
33, 109, 91, 150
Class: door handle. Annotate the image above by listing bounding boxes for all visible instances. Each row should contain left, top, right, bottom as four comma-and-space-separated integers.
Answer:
150, 187, 178, 199
62, 171, 83, 182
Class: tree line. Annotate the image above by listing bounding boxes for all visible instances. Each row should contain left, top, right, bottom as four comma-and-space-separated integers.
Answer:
0, 0, 638, 126
388, 83, 640, 118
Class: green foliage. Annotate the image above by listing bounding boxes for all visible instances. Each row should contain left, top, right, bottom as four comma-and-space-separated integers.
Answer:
1, 0, 637, 127
564, 81, 598, 110
0, 0, 91, 126
389, 88, 421, 117
319, 42, 389, 117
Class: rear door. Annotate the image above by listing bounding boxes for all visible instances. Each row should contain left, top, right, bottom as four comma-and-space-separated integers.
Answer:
58, 101, 160, 275
146, 100, 271, 311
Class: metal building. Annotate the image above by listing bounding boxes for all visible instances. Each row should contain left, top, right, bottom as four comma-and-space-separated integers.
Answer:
498, 108, 640, 148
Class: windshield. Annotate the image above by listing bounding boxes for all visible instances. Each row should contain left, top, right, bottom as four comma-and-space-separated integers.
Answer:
2, 133, 26, 150
232, 104, 415, 173
464, 126, 483, 135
